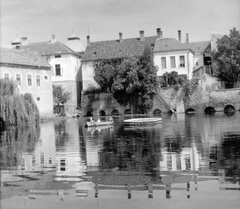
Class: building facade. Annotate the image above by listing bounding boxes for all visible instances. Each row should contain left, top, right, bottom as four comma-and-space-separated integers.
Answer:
17, 34, 84, 114
0, 47, 53, 116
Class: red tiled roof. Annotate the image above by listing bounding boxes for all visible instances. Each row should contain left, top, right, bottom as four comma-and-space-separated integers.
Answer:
186, 41, 211, 53
82, 36, 157, 61
0, 47, 51, 68
20, 41, 79, 56
153, 38, 191, 52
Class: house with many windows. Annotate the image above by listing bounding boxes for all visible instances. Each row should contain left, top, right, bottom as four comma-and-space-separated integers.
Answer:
18, 34, 84, 114
0, 47, 53, 116
81, 29, 160, 92
153, 31, 195, 79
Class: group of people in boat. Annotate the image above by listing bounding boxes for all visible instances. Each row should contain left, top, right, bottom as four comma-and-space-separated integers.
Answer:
89, 115, 113, 123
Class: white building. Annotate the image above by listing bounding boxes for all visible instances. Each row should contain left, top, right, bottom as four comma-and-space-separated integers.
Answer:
18, 34, 84, 114
0, 47, 53, 116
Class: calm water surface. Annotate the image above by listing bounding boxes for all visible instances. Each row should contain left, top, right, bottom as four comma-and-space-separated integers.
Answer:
1, 112, 240, 209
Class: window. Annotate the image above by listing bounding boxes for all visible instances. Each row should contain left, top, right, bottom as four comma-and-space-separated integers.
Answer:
36, 75, 41, 86
170, 56, 176, 68
16, 74, 21, 85
37, 97, 40, 101
55, 64, 61, 76
27, 75, 32, 86
4, 73, 9, 81
44, 76, 48, 80
40, 153, 44, 165
180, 56, 185, 67
161, 57, 166, 69
55, 54, 61, 58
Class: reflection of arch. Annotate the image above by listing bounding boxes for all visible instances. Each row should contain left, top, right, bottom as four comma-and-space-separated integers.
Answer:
99, 110, 106, 116
153, 109, 161, 116
224, 105, 235, 113
124, 109, 131, 115
186, 108, 196, 114
111, 109, 119, 116
205, 106, 215, 114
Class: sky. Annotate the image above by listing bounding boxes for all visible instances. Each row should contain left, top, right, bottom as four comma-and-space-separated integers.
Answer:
0, 0, 239, 48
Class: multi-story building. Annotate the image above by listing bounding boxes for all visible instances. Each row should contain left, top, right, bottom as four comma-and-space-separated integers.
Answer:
16, 33, 85, 114
81, 29, 160, 92
0, 47, 53, 116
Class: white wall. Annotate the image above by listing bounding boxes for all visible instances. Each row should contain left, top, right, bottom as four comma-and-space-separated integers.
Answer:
154, 50, 194, 79
81, 61, 98, 91
49, 54, 81, 82
0, 66, 53, 116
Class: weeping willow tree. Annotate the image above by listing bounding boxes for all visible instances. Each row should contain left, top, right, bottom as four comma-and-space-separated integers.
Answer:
0, 79, 40, 126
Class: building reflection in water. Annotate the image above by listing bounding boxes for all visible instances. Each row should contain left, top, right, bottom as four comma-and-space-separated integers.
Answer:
54, 119, 87, 181
1, 113, 240, 203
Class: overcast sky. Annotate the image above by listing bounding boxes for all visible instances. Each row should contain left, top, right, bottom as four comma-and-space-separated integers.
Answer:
0, 0, 239, 48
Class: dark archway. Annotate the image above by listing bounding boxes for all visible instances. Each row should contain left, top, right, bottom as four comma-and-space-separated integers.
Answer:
186, 108, 196, 114
86, 110, 93, 117
111, 109, 119, 116
153, 109, 162, 116
224, 105, 235, 116
124, 109, 131, 115
99, 110, 106, 116
205, 106, 215, 114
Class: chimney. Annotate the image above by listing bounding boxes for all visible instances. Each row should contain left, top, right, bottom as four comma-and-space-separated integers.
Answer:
178, 30, 181, 42
21, 37, 28, 45
51, 34, 56, 43
119, 32, 123, 43
139, 30, 145, 41
186, 33, 189, 44
157, 28, 161, 38
87, 35, 90, 46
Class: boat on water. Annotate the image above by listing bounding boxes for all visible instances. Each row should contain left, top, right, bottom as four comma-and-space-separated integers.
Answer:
85, 121, 114, 127
123, 118, 162, 127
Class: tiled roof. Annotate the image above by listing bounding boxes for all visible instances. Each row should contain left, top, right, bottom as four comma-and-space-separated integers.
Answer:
153, 38, 191, 52
186, 41, 211, 53
0, 47, 51, 68
19, 41, 79, 56
82, 36, 157, 61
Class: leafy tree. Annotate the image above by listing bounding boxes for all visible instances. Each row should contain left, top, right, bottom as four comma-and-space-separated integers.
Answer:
53, 85, 70, 115
94, 63, 116, 92
93, 45, 159, 113
213, 28, 240, 88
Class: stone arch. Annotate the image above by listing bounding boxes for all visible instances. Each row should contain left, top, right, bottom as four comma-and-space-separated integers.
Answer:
111, 109, 119, 116
224, 105, 235, 114
205, 106, 215, 114
153, 109, 162, 116
185, 108, 196, 114
124, 109, 131, 115
99, 110, 106, 116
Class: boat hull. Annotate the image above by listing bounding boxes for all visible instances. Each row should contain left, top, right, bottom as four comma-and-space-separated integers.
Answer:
123, 118, 162, 127
85, 121, 114, 127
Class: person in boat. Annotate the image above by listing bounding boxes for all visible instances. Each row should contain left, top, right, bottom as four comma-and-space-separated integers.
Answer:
108, 115, 113, 122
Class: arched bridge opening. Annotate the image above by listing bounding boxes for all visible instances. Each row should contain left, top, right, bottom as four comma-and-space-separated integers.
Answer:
99, 110, 106, 116
205, 106, 215, 114
111, 109, 119, 116
153, 109, 162, 116
186, 108, 196, 114
224, 105, 235, 116
124, 109, 131, 115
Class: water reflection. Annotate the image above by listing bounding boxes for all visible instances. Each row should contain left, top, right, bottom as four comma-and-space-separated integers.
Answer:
1, 113, 240, 208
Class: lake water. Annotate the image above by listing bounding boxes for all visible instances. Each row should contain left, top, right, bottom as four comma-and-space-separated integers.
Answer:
1, 112, 240, 209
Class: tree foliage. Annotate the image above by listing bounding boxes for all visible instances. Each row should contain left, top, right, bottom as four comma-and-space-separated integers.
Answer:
160, 71, 187, 87
53, 85, 70, 106
0, 79, 40, 126
213, 28, 240, 88
94, 45, 159, 113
